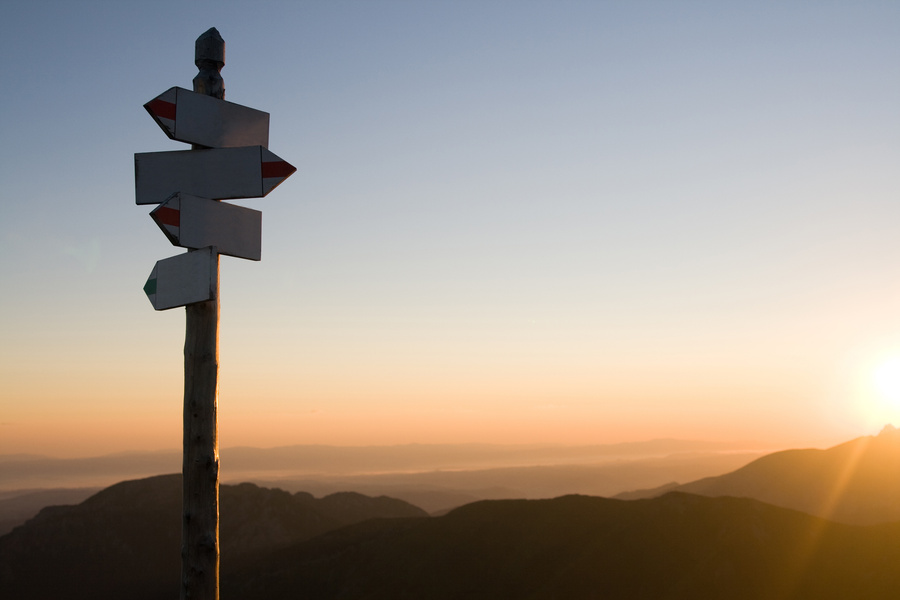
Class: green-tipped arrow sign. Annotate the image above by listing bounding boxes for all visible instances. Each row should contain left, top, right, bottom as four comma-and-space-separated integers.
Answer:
144, 246, 217, 311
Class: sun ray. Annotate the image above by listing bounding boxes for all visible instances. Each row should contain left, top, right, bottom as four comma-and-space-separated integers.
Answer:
769, 436, 871, 600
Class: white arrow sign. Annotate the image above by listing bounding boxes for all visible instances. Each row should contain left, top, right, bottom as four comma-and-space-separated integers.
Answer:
134, 146, 295, 205
150, 193, 262, 261
144, 87, 270, 148
143, 246, 218, 310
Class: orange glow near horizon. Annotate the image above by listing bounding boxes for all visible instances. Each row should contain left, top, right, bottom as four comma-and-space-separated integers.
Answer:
2, 379, 857, 459
1, 326, 891, 458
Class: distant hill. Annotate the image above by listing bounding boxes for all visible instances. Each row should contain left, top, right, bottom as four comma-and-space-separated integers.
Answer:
0, 445, 765, 530
615, 425, 900, 525
0, 439, 768, 490
0, 487, 100, 536
0, 474, 426, 600
0, 450, 182, 490
226, 493, 900, 600
259, 450, 762, 513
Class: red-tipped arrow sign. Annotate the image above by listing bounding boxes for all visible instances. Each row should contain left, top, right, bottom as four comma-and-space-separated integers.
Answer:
143, 246, 218, 311
134, 146, 295, 205
144, 87, 270, 148
151, 193, 262, 261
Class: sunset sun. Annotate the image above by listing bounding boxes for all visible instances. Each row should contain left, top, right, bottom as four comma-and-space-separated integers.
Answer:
871, 356, 900, 416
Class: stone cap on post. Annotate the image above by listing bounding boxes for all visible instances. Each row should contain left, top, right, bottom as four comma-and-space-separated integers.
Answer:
194, 27, 225, 99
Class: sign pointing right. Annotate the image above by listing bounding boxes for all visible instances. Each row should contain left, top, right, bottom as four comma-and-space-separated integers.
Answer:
134, 145, 296, 205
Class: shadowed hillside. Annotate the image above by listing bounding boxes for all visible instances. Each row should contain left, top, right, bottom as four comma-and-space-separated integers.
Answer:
4, 473, 900, 599
0, 488, 100, 536
0, 474, 426, 600
616, 425, 900, 525
227, 493, 900, 600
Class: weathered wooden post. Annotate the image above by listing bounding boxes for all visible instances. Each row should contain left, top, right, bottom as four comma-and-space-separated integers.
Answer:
182, 277, 220, 600
135, 26, 295, 600
183, 28, 223, 600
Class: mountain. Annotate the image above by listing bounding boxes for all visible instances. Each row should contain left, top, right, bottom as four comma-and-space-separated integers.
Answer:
5, 472, 900, 599
0, 474, 426, 600
225, 492, 900, 600
615, 425, 900, 525
0, 487, 100, 536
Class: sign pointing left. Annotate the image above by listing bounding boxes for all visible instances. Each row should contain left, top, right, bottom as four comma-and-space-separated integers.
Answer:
151, 193, 262, 261
144, 87, 270, 148
144, 246, 217, 311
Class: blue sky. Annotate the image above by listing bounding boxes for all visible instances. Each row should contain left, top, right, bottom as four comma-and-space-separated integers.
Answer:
2, 1, 900, 456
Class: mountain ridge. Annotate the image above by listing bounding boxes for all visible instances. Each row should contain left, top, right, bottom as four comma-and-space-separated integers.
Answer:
0, 474, 427, 600
614, 426, 900, 525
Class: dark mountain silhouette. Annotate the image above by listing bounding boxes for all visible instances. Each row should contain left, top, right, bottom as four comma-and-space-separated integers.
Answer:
0, 474, 426, 600
225, 492, 900, 600
615, 425, 900, 525
4, 471, 900, 599
0, 487, 100, 536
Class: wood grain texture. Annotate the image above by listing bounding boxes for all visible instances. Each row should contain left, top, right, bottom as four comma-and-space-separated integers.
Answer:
182, 291, 220, 600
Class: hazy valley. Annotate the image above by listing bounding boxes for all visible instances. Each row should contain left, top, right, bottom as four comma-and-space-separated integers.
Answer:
0, 438, 766, 532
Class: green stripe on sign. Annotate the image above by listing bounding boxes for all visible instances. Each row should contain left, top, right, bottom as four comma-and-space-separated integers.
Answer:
143, 277, 157, 296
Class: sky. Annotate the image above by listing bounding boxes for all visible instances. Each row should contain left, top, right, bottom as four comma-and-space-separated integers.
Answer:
2, 1, 900, 457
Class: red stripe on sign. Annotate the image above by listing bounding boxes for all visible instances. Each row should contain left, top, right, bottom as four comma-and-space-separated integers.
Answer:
147, 98, 176, 121
262, 161, 296, 178
156, 206, 180, 227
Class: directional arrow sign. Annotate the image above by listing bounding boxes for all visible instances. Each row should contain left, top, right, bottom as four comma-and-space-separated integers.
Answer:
151, 193, 262, 261
144, 87, 270, 148
134, 146, 295, 205
144, 246, 218, 311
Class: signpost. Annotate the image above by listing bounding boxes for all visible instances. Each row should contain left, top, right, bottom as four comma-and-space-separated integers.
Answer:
135, 27, 295, 600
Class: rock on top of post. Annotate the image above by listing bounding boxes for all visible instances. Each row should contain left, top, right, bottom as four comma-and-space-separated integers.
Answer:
196, 28, 225, 68
194, 28, 225, 99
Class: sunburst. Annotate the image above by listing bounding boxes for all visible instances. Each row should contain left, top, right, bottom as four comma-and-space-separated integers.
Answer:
873, 356, 900, 411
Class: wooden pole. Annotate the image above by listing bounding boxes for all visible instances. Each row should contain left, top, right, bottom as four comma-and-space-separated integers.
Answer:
182, 27, 224, 600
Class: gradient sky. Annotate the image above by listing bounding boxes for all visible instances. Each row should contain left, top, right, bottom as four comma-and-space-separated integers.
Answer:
2, 1, 900, 457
